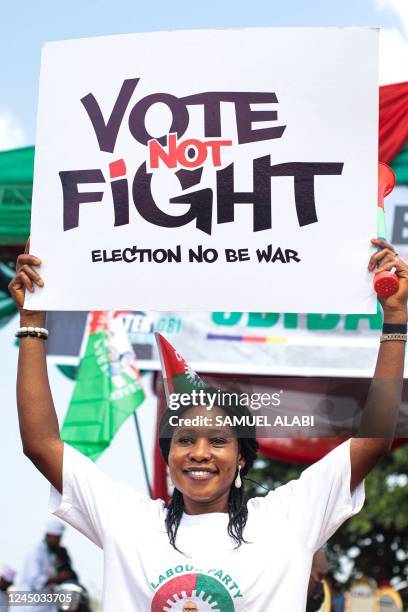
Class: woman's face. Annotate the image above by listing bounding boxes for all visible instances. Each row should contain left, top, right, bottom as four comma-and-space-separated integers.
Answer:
168, 405, 245, 515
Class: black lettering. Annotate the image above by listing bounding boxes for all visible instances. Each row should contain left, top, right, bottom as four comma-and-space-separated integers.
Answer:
60, 169, 105, 231
182, 92, 286, 143
81, 79, 139, 153
285, 249, 301, 262
234, 92, 286, 144
256, 244, 273, 262
129, 94, 189, 145
167, 246, 182, 262
238, 248, 250, 261
203, 248, 218, 262
123, 247, 137, 262
189, 246, 204, 262
271, 247, 286, 263
175, 168, 203, 190
152, 249, 167, 263
269, 162, 344, 226
132, 163, 213, 234
217, 156, 272, 232
135, 248, 152, 262
91, 250, 102, 262
225, 249, 238, 262
182, 92, 224, 137
111, 178, 129, 226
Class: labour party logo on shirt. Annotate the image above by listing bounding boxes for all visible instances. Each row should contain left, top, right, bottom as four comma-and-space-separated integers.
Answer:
150, 565, 243, 611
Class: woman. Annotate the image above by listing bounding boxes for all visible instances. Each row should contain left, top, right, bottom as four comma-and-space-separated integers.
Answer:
9, 238, 408, 611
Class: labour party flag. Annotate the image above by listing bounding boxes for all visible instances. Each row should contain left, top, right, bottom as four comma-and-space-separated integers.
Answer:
155, 332, 207, 401
62, 311, 145, 460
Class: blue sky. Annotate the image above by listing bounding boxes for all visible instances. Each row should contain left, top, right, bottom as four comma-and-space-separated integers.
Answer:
0, 0, 408, 599
0, 0, 407, 149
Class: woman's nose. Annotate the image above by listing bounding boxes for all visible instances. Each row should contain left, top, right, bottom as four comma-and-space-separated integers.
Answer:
189, 439, 212, 460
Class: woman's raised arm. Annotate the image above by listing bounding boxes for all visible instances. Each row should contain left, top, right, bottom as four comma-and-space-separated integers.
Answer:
350, 238, 408, 491
9, 251, 63, 492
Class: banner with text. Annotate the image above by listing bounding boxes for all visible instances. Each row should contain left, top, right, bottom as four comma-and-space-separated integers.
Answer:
28, 28, 378, 313
47, 306, 408, 377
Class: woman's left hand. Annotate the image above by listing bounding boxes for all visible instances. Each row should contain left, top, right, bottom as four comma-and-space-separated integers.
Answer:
369, 238, 408, 320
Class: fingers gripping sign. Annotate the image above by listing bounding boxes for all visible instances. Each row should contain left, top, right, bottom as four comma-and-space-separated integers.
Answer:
369, 238, 408, 315
372, 163, 399, 298
8, 239, 44, 311
369, 237, 400, 298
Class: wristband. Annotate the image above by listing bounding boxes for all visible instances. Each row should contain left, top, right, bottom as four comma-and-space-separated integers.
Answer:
15, 326, 49, 340
382, 323, 407, 334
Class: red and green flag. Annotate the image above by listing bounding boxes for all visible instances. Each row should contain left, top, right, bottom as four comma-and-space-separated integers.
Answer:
155, 332, 207, 401
61, 311, 145, 460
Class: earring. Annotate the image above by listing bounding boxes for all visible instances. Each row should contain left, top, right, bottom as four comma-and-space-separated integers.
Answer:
235, 465, 242, 489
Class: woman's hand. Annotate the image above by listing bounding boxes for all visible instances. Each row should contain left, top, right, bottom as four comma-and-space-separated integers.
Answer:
8, 242, 45, 323
369, 238, 408, 322
8, 253, 43, 309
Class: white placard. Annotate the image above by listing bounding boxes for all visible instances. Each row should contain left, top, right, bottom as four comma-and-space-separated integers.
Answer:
28, 27, 379, 313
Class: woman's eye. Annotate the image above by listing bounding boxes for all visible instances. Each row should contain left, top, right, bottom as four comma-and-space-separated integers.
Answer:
178, 437, 193, 445
211, 438, 227, 445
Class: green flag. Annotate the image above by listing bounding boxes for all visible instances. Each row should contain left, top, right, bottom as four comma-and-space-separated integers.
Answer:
61, 311, 145, 460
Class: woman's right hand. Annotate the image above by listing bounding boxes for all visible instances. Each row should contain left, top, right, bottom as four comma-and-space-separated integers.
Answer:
8, 251, 45, 316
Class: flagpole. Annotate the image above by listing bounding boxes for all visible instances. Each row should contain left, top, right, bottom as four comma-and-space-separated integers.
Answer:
133, 411, 153, 498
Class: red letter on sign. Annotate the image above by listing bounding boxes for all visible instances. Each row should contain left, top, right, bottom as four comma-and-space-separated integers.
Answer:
176, 139, 208, 168
149, 133, 178, 168
149, 135, 233, 169
206, 140, 233, 166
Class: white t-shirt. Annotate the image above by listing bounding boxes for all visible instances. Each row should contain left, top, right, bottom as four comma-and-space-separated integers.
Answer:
49, 440, 364, 612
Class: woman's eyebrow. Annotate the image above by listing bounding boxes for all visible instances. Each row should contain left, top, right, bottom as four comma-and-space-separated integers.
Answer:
173, 427, 233, 437
173, 427, 196, 436
206, 427, 233, 436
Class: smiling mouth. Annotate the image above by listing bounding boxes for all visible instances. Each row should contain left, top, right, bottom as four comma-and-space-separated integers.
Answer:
183, 469, 218, 481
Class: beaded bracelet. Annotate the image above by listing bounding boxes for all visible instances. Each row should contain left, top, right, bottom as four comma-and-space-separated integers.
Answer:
380, 333, 407, 343
15, 327, 49, 340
